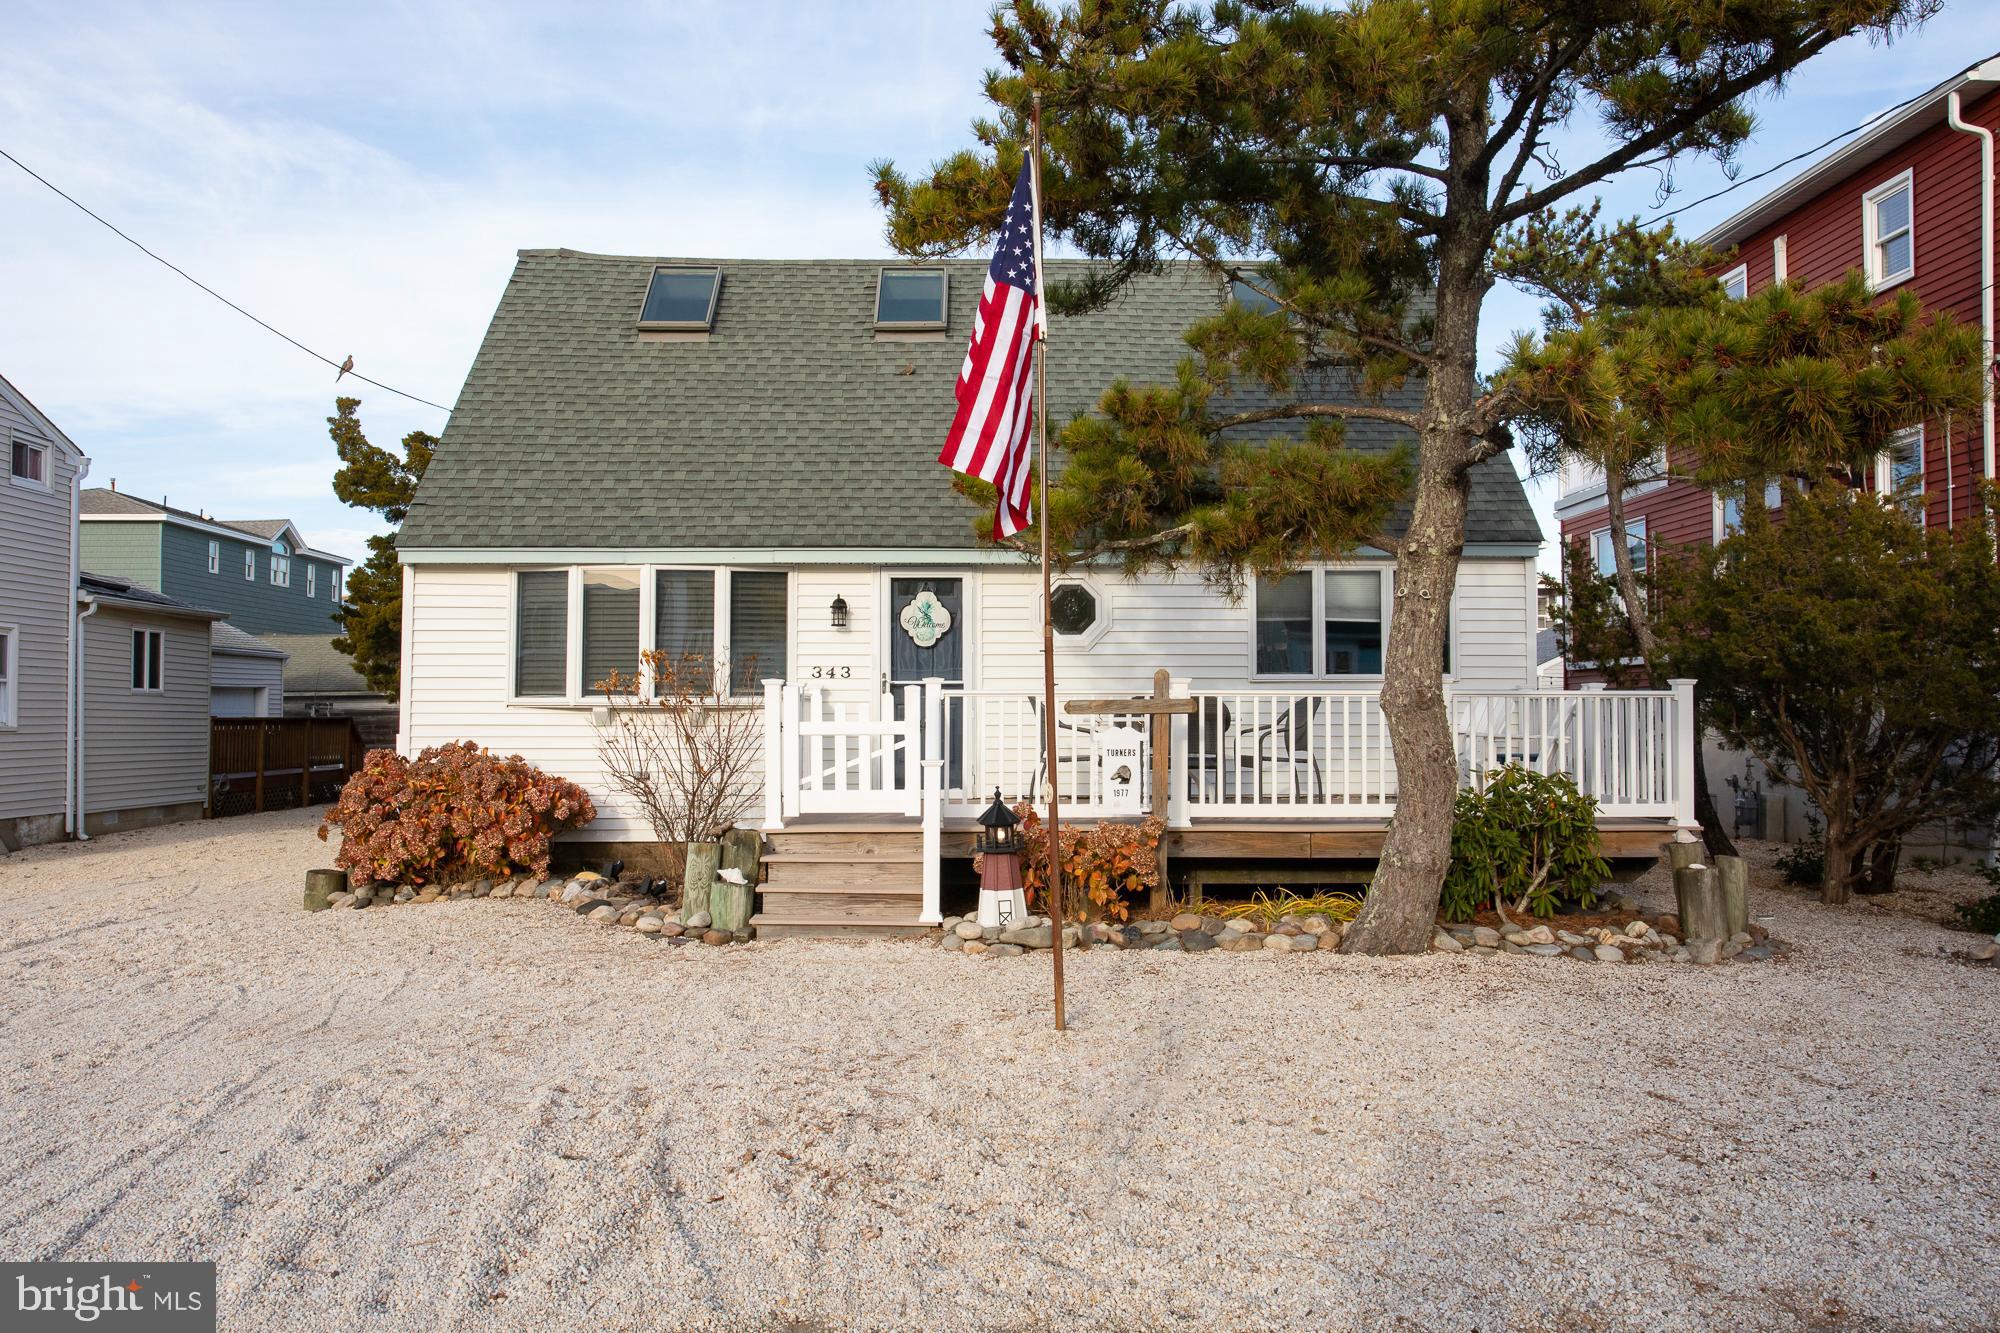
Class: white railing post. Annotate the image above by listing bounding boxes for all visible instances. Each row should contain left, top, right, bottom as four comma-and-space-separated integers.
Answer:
1168, 677, 1193, 828
1669, 678, 1699, 834
920, 677, 945, 923
761, 678, 786, 830
900, 684, 924, 817
780, 682, 802, 818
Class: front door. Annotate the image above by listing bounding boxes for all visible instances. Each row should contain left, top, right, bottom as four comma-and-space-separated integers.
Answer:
888, 577, 965, 788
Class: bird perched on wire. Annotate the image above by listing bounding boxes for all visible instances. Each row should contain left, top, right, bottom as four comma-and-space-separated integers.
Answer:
335, 354, 354, 381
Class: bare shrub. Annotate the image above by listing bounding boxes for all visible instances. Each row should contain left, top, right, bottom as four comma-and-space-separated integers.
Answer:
592, 651, 763, 881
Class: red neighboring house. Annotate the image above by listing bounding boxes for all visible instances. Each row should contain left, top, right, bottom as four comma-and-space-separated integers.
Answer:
1556, 53, 2000, 680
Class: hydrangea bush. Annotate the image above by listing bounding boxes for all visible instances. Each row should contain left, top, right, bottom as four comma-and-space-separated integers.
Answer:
319, 741, 595, 885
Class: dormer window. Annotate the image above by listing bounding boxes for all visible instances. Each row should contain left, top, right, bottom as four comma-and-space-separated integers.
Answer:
639, 266, 721, 330
1228, 277, 1282, 314
874, 268, 948, 330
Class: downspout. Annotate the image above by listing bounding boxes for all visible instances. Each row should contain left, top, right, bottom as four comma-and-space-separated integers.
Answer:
64, 456, 89, 834
1946, 86, 1996, 491
72, 593, 98, 841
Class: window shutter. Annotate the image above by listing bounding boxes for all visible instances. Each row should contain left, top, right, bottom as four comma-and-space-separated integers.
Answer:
514, 572, 569, 697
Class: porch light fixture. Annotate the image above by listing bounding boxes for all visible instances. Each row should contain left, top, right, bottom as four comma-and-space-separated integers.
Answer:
830, 595, 849, 630
975, 788, 1028, 929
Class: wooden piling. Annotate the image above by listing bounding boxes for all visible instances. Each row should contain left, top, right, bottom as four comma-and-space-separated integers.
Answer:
304, 867, 346, 912
1716, 855, 1749, 937
1674, 864, 1729, 942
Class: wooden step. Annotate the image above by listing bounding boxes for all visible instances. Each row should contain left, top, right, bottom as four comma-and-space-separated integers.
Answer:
760, 887, 923, 916
750, 914, 931, 940
763, 856, 924, 888
763, 829, 923, 858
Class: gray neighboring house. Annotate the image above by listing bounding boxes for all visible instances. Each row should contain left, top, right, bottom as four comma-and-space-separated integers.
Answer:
261, 633, 396, 747
210, 622, 288, 718
74, 574, 224, 836
0, 372, 88, 850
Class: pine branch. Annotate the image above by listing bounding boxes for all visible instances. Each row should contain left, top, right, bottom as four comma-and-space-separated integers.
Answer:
1211, 402, 1421, 432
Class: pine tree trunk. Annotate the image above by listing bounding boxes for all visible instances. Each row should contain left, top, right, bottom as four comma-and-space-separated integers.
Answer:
1820, 815, 1856, 906
1343, 229, 1480, 954
1861, 835, 1900, 896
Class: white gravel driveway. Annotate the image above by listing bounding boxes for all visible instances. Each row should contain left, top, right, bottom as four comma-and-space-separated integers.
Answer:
1, 809, 1996, 1330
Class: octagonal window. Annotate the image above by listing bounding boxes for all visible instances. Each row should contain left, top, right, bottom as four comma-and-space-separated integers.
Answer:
1050, 583, 1098, 636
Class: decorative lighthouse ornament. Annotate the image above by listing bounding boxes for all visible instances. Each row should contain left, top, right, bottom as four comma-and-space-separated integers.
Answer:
974, 788, 1029, 929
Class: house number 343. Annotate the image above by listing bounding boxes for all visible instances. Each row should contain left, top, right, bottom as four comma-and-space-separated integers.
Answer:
808, 666, 852, 680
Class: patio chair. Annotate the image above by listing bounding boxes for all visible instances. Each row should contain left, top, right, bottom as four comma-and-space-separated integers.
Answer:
1241, 696, 1324, 803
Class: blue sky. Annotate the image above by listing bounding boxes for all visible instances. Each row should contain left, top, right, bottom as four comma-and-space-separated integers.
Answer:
4, 2, 1998, 572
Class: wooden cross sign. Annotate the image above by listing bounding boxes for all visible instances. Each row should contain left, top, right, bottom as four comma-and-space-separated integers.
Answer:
1063, 668, 1195, 819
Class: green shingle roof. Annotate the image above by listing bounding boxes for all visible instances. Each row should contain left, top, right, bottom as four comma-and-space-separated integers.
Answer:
400, 251, 1541, 551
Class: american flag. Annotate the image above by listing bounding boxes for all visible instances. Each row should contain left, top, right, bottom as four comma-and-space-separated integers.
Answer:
939, 159, 1043, 539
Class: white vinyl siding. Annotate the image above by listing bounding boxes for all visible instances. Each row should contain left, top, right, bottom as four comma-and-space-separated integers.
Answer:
210, 651, 284, 716
409, 558, 1536, 840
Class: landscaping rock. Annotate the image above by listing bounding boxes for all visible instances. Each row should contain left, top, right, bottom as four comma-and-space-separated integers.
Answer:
701, 928, 729, 946
1000, 925, 1053, 949
1593, 945, 1624, 963
686, 911, 713, 930
962, 940, 989, 956
661, 922, 685, 938
1431, 931, 1464, 953
990, 943, 1026, 956
1522, 943, 1565, 958
1152, 936, 1184, 951
1556, 930, 1589, 947
532, 879, 554, 898
1569, 946, 1596, 963
1170, 912, 1203, 932
635, 915, 663, 933
1689, 938, 1723, 966
953, 921, 983, 940
1181, 931, 1217, 953
1262, 932, 1292, 951
1136, 919, 1171, 936
585, 904, 618, 923
1198, 916, 1227, 936
394, 888, 415, 903
940, 934, 964, 952
1219, 934, 1265, 953
1288, 933, 1318, 952
1302, 915, 1338, 937
1741, 943, 1775, 962
1471, 925, 1502, 948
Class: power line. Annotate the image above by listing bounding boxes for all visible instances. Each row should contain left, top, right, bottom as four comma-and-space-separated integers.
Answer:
0, 144, 453, 414
1642, 74, 1955, 229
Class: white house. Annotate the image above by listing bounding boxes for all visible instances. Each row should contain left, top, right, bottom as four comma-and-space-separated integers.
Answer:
396, 253, 1696, 932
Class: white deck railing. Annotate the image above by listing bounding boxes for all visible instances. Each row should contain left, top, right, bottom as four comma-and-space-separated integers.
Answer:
760, 677, 1698, 921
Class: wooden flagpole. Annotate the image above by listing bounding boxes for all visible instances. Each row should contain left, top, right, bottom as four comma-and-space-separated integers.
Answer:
1028, 91, 1066, 1032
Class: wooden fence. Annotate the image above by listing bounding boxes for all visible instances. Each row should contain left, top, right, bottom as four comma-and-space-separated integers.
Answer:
208, 717, 371, 818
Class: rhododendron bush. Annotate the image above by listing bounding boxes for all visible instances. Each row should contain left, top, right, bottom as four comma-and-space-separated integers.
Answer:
319, 742, 595, 884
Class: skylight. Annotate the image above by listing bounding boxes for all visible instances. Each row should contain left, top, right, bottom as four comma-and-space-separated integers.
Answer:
875, 268, 948, 329
1229, 277, 1283, 315
640, 266, 722, 329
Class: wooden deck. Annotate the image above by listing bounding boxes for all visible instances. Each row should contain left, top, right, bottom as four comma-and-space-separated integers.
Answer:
748, 813, 1681, 935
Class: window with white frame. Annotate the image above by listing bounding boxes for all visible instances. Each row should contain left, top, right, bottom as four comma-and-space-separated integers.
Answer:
1877, 425, 1925, 522
1718, 264, 1748, 300
514, 567, 789, 700
244, 549, 255, 581
130, 628, 163, 692
1864, 170, 1914, 289
0, 625, 15, 727
10, 437, 50, 487
270, 540, 291, 587
207, 540, 219, 574
1251, 567, 1443, 678
1716, 479, 1785, 540
1592, 518, 1647, 577
306, 564, 316, 598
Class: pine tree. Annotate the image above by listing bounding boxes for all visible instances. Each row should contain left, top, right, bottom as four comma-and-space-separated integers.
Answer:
875, 0, 1939, 953
328, 397, 435, 700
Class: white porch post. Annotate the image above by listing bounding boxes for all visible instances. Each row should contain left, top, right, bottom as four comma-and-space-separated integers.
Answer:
761, 678, 786, 830
1669, 678, 1699, 834
920, 676, 945, 924
1168, 676, 1193, 828
780, 682, 802, 819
